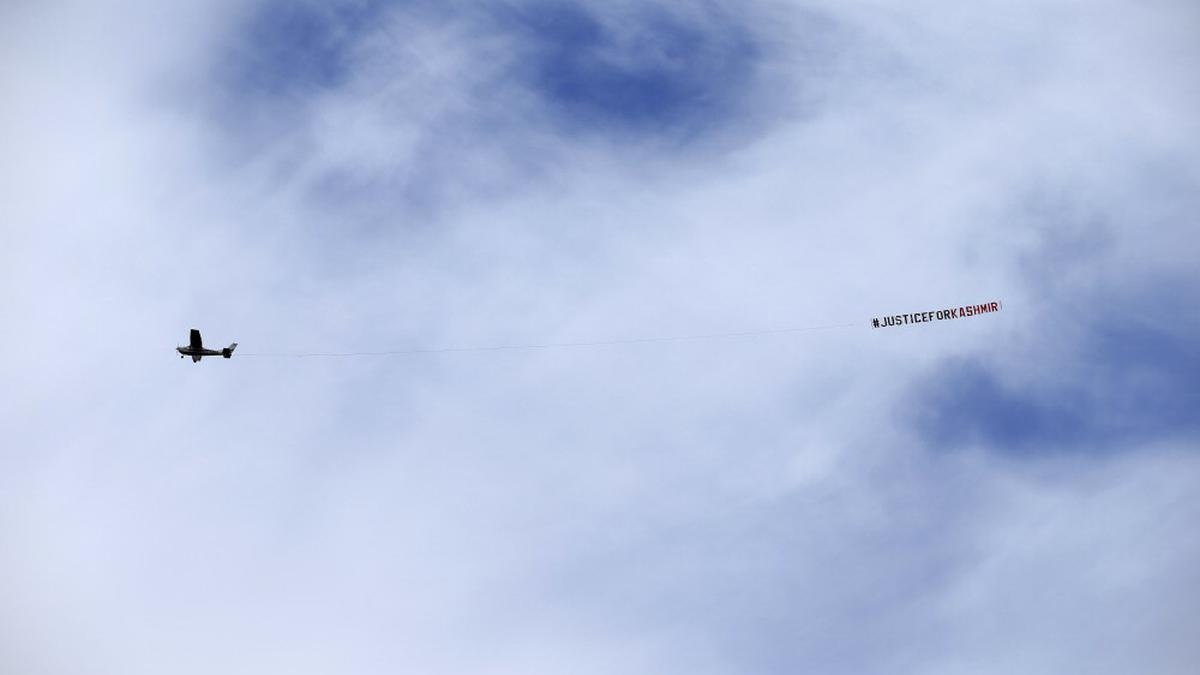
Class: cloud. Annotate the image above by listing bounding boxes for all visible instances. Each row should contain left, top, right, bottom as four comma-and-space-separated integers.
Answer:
909, 284, 1200, 455
3, 1, 1199, 673
907, 165, 1200, 456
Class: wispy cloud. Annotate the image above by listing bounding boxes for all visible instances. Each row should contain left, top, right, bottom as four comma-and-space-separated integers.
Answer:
3, 1, 1199, 673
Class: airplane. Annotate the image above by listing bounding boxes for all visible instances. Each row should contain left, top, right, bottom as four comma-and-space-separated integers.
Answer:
177, 329, 237, 363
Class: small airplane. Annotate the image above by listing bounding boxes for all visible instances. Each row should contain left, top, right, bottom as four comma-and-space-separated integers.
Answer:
177, 329, 237, 362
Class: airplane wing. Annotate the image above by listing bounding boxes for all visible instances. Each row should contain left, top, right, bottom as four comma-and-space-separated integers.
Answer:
190, 329, 202, 349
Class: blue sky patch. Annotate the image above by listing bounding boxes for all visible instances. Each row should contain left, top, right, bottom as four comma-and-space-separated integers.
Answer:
912, 358, 1094, 455
213, 0, 765, 142
199, 0, 820, 215
204, 0, 399, 154
220, 0, 388, 98
500, 2, 761, 140
910, 286, 1200, 456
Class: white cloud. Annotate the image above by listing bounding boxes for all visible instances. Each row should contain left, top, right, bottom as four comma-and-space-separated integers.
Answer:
2, 1, 1198, 673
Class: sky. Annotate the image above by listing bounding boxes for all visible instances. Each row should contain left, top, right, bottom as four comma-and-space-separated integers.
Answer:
2, 0, 1198, 673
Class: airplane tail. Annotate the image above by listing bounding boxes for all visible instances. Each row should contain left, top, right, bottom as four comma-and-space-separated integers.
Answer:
222, 343, 238, 358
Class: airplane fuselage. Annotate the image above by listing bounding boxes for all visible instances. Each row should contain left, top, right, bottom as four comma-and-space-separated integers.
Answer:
177, 346, 225, 362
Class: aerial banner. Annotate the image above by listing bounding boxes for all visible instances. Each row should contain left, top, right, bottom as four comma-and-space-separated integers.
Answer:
871, 300, 1002, 329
